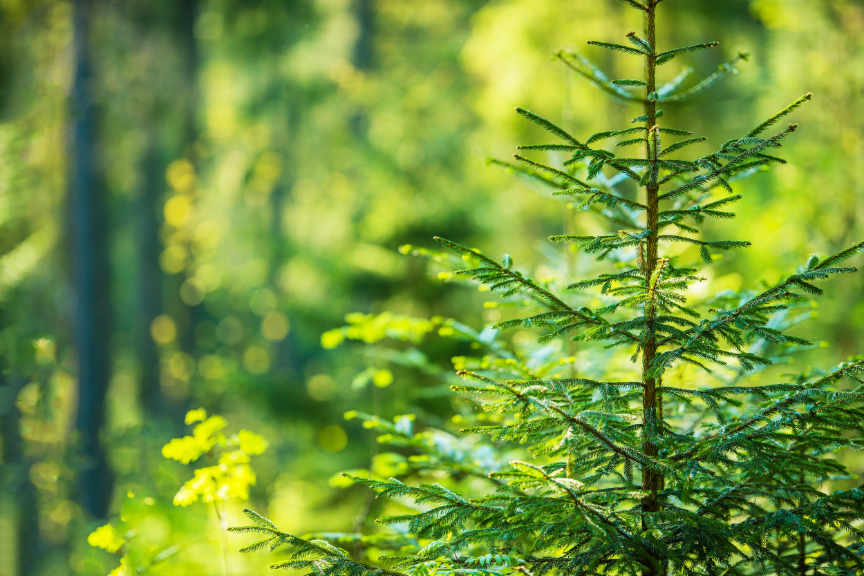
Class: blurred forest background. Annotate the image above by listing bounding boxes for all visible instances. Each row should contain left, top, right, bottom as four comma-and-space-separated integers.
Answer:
0, 0, 862, 574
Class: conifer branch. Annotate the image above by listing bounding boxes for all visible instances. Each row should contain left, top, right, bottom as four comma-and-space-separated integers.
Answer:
553, 187, 648, 210
516, 461, 657, 563
616, 0, 648, 12
586, 126, 644, 144
654, 68, 693, 100
513, 155, 590, 188
514, 107, 582, 146
487, 158, 565, 189
457, 371, 667, 472
588, 40, 648, 57
657, 52, 750, 102
747, 93, 812, 137
557, 51, 644, 102
509, 377, 644, 391
652, 246, 862, 376
658, 136, 707, 157
659, 123, 799, 201
515, 107, 644, 182
516, 144, 579, 152
659, 194, 741, 222
231, 509, 408, 576
669, 360, 864, 462
655, 41, 719, 65
626, 32, 652, 53
434, 236, 641, 343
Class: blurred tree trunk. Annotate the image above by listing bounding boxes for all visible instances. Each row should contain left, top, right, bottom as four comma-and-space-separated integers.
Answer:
135, 124, 164, 416
268, 175, 288, 291
69, 0, 113, 519
175, 0, 201, 379
179, 0, 199, 147
134, 0, 201, 421
0, 372, 39, 575
351, 0, 375, 137
353, 0, 375, 68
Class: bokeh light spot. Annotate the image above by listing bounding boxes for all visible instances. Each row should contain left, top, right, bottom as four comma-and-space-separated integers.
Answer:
160, 245, 187, 274
180, 280, 204, 306
261, 311, 290, 341
199, 355, 226, 381
150, 315, 177, 345
166, 159, 196, 193
217, 317, 245, 345
164, 195, 193, 227
318, 425, 348, 453
306, 374, 335, 401
372, 369, 393, 388
243, 345, 270, 374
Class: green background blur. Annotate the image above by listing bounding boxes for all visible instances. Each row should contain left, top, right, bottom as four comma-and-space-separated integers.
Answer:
0, 0, 862, 574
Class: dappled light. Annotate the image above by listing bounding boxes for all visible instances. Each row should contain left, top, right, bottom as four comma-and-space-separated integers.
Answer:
0, 1, 863, 575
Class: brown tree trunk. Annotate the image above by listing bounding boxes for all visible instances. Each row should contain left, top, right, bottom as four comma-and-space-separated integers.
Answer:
641, 2, 664, 574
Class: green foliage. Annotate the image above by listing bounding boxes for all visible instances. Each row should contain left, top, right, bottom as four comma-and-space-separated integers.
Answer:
162, 409, 269, 507
86, 410, 268, 575
232, 1, 864, 575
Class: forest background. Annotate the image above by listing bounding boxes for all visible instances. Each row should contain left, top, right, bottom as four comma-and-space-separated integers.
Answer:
0, 0, 862, 574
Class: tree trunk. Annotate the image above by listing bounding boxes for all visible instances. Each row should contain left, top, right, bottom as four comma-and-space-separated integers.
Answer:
350, 0, 375, 138
0, 372, 40, 575
175, 0, 202, 377
135, 124, 164, 416
641, 2, 664, 575
70, 0, 113, 519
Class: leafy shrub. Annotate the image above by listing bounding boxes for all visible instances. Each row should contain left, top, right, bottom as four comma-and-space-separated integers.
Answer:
87, 409, 268, 575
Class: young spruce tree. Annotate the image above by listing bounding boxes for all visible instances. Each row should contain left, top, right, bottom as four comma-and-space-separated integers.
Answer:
233, 1, 864, 574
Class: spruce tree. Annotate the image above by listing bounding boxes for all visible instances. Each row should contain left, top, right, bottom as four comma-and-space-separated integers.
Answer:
232, 1, 864, 574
